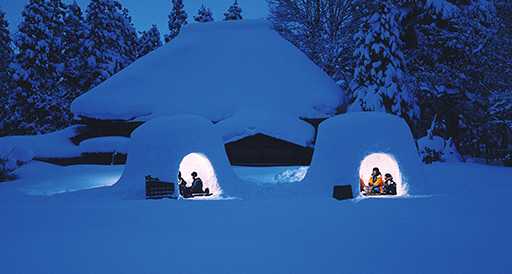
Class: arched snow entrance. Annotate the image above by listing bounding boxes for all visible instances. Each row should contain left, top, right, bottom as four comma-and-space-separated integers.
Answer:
179, 153, 221, 197
359, 153, 407, 197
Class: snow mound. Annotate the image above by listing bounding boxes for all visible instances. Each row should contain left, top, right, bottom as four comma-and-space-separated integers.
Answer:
112, 115, 257, 199
0, 127, 130, 159
71, 19, 344, 147
0, 126, 83, 159
0, 145, 34, 170
418, 135, 445, 153
78, 136, 130, 154
302, 112, 431, 197
2, 164, 123, 196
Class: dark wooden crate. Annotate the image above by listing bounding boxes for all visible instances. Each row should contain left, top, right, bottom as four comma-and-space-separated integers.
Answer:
333, 185, 353, 201
146, 180, 175, 199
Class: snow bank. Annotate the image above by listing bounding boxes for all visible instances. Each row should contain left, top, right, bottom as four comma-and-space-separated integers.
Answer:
0, 126, 83, 159
0, 127, 130, 160
2, 164, 122, 196
71, 19, 344, 147
113, 115, 257, 199
417, 135, 445, 153
78, 136, 130, 154
302, 112, 431, 197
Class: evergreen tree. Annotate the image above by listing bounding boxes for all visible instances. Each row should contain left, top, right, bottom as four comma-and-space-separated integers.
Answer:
79, 0, 138, 91
0, 7, 13, 135
194, 4, 214, 22
349, 1, 415, 119
0, 7, 11, 87
61, 1, 85, 97
120, 7, 138, 65
6, 0, 72, 135
403, 0, 510, 157
138, 24, 162, 58
164, 0, 187, 43
223, 0, 242, 21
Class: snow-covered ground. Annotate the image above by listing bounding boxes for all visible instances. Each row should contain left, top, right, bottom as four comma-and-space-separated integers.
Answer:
0, 161, 510, 273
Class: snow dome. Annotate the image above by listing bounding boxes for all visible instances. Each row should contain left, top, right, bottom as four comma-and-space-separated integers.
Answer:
70, 19, 344, 147
302, 112, 430, 198
112, 115, 255, 199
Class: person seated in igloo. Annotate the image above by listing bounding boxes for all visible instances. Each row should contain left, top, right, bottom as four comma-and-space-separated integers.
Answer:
190, 172, 204, 193
363, 167, 384, 195
362, 168, 399, 196
179, 171, 211, 198
382, 173, 397, 195
178, 172, 192, 197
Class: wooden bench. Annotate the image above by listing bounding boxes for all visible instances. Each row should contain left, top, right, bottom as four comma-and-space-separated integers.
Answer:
145, 176, 175, 199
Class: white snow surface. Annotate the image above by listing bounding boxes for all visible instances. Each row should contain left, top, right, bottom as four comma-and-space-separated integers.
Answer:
71, 19, 344, 146
3, 163, 123, 196
0, 160, 510, 273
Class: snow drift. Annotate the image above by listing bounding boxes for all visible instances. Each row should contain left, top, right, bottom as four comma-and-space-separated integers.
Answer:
70, 19, 344, 147
302, 112, 431, 197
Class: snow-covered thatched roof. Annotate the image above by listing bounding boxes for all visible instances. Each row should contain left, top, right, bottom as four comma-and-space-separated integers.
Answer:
71, 19, 344, 147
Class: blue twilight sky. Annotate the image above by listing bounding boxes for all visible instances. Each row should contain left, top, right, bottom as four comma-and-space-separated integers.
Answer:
0, 0, 270, 34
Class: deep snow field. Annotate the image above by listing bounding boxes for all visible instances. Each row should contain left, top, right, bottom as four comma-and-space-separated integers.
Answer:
0, 161, 510, 274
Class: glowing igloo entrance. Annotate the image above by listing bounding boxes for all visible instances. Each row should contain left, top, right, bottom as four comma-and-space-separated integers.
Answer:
359, 153, 407, 197
178, 153, 221, 198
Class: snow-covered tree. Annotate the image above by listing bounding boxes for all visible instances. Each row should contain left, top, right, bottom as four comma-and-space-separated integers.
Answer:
61, 1, 85, 96
0, 7, 13, 135
194, 4, 214, 22
268, 0, 360, 90
138, 24, 162, 58
403, 0, 511, 158
418, 115, 445, 164
349, 1, 415, 119
5, 0, 74, 135
79, 0, 138, 91
0, 7, 11, 88
164, 0, 187, 43
223, 0, 242, 21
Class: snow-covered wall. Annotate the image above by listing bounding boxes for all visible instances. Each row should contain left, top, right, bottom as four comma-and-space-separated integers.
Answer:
71, 19, 344, 147
112, 115, 257, 199
302, 112, 431, 197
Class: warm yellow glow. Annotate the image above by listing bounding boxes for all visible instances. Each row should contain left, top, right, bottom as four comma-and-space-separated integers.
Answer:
179, 153, 221, 197
359, 153, 407, 196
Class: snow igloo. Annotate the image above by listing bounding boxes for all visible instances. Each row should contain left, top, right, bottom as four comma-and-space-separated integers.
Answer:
112, 115, 250, 199
302, 112, 430, 198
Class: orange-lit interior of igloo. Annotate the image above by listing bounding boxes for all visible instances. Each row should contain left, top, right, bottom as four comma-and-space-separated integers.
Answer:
358, 153, 407, 197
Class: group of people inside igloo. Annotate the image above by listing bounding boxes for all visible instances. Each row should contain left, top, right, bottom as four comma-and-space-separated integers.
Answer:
178, 170, 211, 198
360, 167, 397, 196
